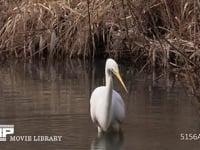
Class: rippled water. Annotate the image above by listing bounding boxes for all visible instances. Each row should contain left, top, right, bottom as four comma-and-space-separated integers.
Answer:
0, 59, 200, 150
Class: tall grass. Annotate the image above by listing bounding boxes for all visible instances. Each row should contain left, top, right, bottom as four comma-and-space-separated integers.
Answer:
0, 0, 200, 105
0, 0, 200, 69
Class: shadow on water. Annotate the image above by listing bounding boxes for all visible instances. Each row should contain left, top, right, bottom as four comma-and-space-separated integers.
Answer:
91, 131, 124, 150
0, 59, 200, 149
0, 59, 92, 118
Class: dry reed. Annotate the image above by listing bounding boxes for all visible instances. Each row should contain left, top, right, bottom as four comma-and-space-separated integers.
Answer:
0, 0, 200, 106
0, 0, 200, 69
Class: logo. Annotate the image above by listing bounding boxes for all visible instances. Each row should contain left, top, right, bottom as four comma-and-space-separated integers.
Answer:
0, 124, 62, 142
0, 125, 14, 141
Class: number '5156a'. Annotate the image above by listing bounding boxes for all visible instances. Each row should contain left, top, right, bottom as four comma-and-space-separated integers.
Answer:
180, 133, 200, 140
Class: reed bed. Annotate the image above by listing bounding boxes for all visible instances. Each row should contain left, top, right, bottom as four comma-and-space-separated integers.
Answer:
0, 0, 200, 68
0, 0, 200, 107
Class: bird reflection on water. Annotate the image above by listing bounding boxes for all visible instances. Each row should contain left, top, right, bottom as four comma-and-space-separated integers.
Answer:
91, 131, 124, 150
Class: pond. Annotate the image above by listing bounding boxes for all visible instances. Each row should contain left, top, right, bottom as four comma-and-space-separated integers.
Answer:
0, 59, 200, 150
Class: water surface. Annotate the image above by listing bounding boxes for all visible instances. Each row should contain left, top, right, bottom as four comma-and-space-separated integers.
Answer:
0, 59, 200, 150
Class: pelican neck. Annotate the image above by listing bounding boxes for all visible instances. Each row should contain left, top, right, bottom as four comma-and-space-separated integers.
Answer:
105, 69, 113, 89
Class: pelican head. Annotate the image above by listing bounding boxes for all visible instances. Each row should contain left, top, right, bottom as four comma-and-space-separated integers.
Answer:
105, 58, 128, 93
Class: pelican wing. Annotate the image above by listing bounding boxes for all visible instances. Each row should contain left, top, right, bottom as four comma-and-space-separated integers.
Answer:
90, 87, 125, 125
90, 86, 106, 124
111, 90, 125, 123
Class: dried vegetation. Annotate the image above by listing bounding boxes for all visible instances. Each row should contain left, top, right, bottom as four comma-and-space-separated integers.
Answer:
0, 0, 200, 107
0, 0, 200, 64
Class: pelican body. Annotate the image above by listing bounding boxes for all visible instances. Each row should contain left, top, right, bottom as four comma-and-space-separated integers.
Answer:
90, 58, 128, 133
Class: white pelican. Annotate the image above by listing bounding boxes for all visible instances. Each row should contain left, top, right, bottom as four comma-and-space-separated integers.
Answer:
90, 58, 128, 133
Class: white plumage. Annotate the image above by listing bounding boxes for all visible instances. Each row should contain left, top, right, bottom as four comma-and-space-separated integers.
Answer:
90, 58, 128, 133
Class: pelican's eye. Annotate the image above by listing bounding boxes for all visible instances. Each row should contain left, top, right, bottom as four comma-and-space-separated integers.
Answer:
111, 68, 115, 73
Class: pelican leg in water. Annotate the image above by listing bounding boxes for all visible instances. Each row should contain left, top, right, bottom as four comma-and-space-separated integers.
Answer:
90, 58, 128, 133
91, 131, 124, 150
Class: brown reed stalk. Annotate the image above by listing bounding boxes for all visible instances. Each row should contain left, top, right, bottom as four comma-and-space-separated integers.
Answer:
0, 0, 199, 72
